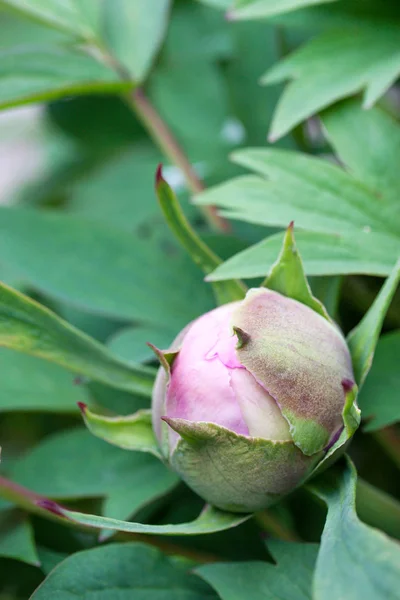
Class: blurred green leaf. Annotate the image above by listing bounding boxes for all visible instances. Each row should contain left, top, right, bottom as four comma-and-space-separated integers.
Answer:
262, 25, 400, 140
357, 331, 400, 431
80, 406, 162, 459
0, 510, 39, 566
0, 208, 215, 330
196, 148, 399, 237
31, 543, 218, 599
347, 259, 400, 387
108, 324, 174, 364
230, 0, 335, 21
309, 458, 400, 600
0, 349, 89, 413
10, 427, 177, 522
196, 539, 318, 599
322, 99, 400, 206
206, 229, 399, 281
0, 0, 102, 39
0, 281, 155, 397
103, 0, 170, 82
0, 46, 131, 111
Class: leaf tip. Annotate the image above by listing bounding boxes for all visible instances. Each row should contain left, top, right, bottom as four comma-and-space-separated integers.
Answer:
36, 499, 67, 519
341, 378, 355, 393
77, 401, 87, 414
155, 163, 165, 187
233, 326, 250, 349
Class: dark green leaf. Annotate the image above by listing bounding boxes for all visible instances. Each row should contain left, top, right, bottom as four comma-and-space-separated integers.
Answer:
196, 539, 318, 599
0, 510, 39, 566
31, 542, 217, 599
0, 349, 89, 412
309, 458, 400, 600
108, 324, 174, 364
347, 259, 400, 387
357, 331, 400, 431
0, 281, 155, 397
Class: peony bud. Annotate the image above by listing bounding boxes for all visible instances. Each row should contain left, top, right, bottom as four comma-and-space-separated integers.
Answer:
152, 288, 359, 512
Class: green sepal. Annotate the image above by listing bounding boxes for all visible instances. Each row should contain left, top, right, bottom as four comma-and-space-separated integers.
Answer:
312, 381, 360, 476
78, 404, 162, 459
263, 222, 330, 321
147, 343, 178, 374
347, 257, 400, 387
166, 419, 320, 513
155, 165, 247, 305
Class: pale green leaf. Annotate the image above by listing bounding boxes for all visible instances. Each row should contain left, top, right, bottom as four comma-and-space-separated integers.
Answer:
108, 324, 174, 364
357, 331, 400, 431
206, 230, 399, 281
79, 406, 162, 458
0, 46, 130, 111
261, 25, 400, 141
309, 458, 400, 600
195, 148, 399, 237
0, 281, 155, 397
347, 259, 400, 387
230, 0, 335, 21
322, 99, 400, 206
104, 0, 170, 82
0, 0, 102, 39
264, 223, 329, 319
31, 543, 217, 599
196, 539, 318, 600
0, 510, 39, 566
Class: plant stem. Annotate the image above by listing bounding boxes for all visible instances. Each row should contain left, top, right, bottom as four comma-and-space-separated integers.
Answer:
128, 88, 231, 232
373, 426, 400, 470
356, 478, 400, 540
255, 509, 301, 542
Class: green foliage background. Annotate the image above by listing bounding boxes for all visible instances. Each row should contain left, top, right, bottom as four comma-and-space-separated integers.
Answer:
0, 0, 399, 598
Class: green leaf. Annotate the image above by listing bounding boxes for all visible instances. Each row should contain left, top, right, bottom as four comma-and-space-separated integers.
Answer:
0, 207, 214, 330
104, 0, 170, 82
79, 405, 162, 459
10, 428, 177, 523
309, 457, 400, 600
357, 331, 400, 431
322, 99, 400, 206
264, 222, 329, 320
44, 503, 250, 536
156, 166, 246, 305
0, 0, 102, 40
31, 543, 217, 599
196, 539, 319, 599
261, 25, 400, 140
0, 510, 39, 566
196, 148, 399, 237
0, 281, 155, 396
0, 46, 131, 111
0, 349, 89, 413
229, 0, 335, 21
347, 259, 400, 387
206, 230, 399, 281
